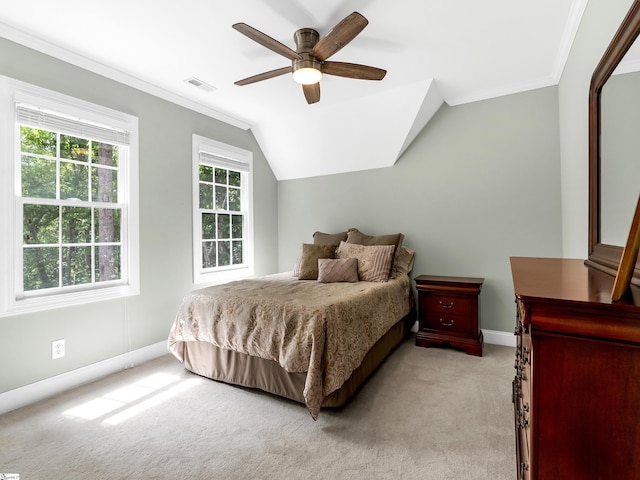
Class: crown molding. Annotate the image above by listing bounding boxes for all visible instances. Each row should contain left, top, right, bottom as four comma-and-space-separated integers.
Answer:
447, 0, 588, 107
551, 0, 590, 81
446, 76, 558, 106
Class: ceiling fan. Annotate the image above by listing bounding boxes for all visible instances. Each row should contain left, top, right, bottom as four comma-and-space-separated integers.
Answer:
232, 11, 386, 104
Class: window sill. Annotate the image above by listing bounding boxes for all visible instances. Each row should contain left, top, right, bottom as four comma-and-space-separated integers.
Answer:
193, 267, 254, 286
0, 284, 140, 318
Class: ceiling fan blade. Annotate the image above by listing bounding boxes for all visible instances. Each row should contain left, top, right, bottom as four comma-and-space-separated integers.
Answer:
233, 23, 301, 61
322, 61, 386, 80
303, 83, 320, 104
310, 12, 368, 61
235, 66, 292, 86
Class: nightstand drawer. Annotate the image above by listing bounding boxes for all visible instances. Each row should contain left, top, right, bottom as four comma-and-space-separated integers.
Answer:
424, 295, 472, 316
424, 313, 472, 335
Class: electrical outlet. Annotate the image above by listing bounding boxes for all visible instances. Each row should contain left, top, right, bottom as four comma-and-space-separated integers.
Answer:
52, 339, 65, 359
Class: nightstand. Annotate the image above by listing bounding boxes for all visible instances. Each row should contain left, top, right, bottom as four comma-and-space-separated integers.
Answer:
414, 275, 484, 356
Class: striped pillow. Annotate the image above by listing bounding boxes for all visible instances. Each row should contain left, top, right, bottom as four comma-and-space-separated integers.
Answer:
346, 228, 404, 278
335, 241, 395, 282
317, 258, 359, 283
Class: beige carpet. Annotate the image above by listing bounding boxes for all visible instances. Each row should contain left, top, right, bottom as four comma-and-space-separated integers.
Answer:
0, 336, 515, 479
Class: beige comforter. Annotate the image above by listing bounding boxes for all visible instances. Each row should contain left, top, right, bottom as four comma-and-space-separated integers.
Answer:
168, 273, 412, 419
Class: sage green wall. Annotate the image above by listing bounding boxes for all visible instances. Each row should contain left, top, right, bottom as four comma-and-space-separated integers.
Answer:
278, 86, 563, 334
0, 38, 279, 394
558, 0, 635, 257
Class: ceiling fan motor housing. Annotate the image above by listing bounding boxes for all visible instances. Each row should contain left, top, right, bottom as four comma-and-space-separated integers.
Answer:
294, 28, 319, 54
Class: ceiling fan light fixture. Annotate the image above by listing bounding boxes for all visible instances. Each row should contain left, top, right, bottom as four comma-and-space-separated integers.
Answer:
292, 67, 322, 85
292, 55, 322, 85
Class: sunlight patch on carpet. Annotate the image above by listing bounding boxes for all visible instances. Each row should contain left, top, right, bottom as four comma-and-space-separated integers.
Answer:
62, 372, 202, 425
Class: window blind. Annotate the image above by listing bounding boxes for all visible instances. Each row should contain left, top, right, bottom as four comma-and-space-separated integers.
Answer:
199, 151, 249, 173
16, 104, 130, 146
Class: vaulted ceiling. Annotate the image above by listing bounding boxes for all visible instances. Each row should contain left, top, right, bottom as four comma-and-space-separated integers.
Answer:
0, 0, 587, 180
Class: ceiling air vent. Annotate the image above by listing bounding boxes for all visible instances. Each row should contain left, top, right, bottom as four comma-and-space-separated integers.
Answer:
184, 77, 217, 92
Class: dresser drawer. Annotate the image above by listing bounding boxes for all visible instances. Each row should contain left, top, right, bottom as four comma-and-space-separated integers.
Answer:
424, 295, 472, 316
424, 313, 472, 335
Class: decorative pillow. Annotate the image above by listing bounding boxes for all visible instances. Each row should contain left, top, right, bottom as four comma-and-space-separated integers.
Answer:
313, 231, 348, 245
317, 258, 359, 283
336, 241, 395, 282
346, 228, 404, 277
292, 253, 302, 277
298, 243, 336, 280
392, 246, 415, 276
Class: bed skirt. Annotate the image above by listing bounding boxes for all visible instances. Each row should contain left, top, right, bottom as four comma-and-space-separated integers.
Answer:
178, 309, 415, 409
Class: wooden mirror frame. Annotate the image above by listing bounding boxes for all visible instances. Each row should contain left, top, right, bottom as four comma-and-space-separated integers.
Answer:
586, 0, 640, 282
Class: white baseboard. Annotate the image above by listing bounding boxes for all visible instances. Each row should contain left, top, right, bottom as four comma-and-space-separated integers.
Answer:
482, 329, 516, 347
0, 341, 168, 415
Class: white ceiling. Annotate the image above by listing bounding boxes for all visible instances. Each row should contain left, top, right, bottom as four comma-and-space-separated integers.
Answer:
0, 0, 587, 180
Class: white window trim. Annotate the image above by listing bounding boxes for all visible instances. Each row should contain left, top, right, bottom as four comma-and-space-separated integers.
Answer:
192, 134, 254, 284
0, 75, 140, 317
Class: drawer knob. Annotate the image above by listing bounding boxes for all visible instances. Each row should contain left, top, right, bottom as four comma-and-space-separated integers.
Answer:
440, 318, 455, 327
439, 300, 455, 309
514, 381, 523, 399
522, 346, 529, 364
518, 409, 529, 428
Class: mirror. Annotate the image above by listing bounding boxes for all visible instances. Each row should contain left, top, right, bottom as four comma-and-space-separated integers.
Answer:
601, 43, 640, 245
587, 0, 640, 282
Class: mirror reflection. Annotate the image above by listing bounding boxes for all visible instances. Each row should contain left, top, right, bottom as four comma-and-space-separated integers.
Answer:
600, 39, 640, 245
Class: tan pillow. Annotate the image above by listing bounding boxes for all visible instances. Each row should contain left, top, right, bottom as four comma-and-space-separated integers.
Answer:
313, 231, 348, 245
298, 243, 336, 280
293, 231, 346, 276
336, 241, 395, 282
393, 246, 415, 276
317, 258, 359, 283
346, 228, 403, 249
346, 228, 404, 277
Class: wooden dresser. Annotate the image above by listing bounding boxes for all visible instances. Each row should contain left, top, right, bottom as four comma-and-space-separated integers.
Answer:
510, 257, 640, 480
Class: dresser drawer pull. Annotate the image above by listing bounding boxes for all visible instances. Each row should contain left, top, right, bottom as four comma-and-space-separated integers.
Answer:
519, 462, 529, 480
439, 300, 455, 309
515, 364, 524, 378
439, 318, 455, 327
517, 410, 529, 429
514, 380, 522, 399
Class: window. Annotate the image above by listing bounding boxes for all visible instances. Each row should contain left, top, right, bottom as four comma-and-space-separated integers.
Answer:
0, 76, 139, 316
192, 134, 253, 283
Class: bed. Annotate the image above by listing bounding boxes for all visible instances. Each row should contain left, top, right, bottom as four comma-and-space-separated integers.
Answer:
168, 229, 415, 419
